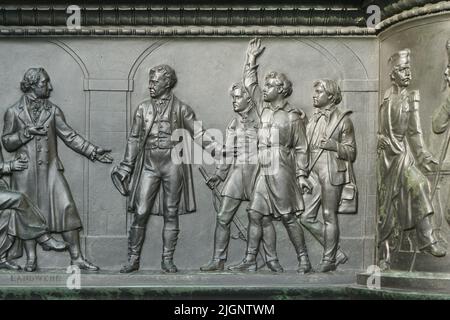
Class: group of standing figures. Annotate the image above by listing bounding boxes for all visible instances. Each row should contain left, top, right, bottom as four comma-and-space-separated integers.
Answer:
0, 38, 357, 274
0, 38, 364, 274
113, 38, 358, 274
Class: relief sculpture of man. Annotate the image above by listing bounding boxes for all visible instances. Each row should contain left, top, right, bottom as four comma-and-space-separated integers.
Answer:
200, 82, 282, 272
112, 65, 218, 273
0, 145, 68, 271
301, 79, 355, 272
431, 39, 450, 225
228, 39, 313, 273
2, 68, 114, 272
377, 49, 446, 265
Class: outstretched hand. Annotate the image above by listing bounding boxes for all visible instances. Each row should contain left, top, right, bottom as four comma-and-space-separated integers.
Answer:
95, 147, 114, 163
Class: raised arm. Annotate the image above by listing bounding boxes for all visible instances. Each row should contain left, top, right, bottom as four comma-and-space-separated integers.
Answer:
243, 38, 265, 116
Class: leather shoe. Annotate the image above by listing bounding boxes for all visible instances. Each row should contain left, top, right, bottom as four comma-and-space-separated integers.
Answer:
161, 259, 178, 273
0, 260, 21, 271
24, 259, 37, 272
228, 259, 257, 272
317, 260, 336, 273
39, 236, 69, 252
120, 255, 140, 273
266, 260, 284, 272
336, 250, 348, 267
200, 259, 225, 272
297, 255, 312, 274
422, 243, 446, 257
71, 258, 100, 271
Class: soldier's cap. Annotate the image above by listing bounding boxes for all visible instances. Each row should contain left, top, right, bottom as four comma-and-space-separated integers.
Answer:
388, 49, 410, 69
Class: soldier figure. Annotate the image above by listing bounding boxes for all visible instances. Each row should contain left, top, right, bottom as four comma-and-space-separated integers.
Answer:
2, 67, 113, 272
112, 65, 218, 273
301, 79, 355, 272
229, 39, 313, 273
378, 49, 446, 264
200, 82, 282, 272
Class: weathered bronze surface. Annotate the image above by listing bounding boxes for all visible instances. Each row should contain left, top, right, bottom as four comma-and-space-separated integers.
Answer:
0, 0, 449, 298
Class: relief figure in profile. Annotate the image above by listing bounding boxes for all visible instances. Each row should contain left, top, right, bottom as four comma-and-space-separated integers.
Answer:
377, 50, 446, 267
300, 79, 356, 272
0, 145, 68, 271
2, 68, 114, 272
229, 39, 313, 273
200, 82, 282, 272
112, 65, 218, 273
431, 39, 450, 226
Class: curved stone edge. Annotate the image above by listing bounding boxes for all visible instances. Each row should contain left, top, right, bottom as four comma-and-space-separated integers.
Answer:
375, 1, 450, 31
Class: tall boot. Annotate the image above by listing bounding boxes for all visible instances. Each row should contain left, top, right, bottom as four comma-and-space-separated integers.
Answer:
63, 230, 99, 271
228, 211, 261, 272
283, 215, 312, 274
417, 215, 446, 257
120, 226, 146, 273
161, 226, 179, 273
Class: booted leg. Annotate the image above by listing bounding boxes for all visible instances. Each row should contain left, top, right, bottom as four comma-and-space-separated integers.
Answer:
201, 197, 240, 272
417, 215, 446, 257
63, 230, 99, 271
120, 226, 146, 273
37, 234, 68, 251
281, 213, 311, 274
261, 216, 283, 272
24, 240, 37, 272
161, 210, 179, 273
228, 210, 261, 272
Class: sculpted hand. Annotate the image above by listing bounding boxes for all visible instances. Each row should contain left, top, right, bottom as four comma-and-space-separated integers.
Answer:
298, 176, 313, 194
11, 154, 28, 171
94, 148, 114, 163
422, 156, 439, 172
27, 126, 47, 136
319, 138, 338, 152
246, 38, 265, 59
377, 135, 391, 150
206, 174, 220, 190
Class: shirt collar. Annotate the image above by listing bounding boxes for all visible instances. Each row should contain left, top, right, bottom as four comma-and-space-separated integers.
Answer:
313, 104, 336, 119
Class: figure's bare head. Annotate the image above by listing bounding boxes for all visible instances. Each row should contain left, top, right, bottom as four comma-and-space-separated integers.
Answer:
262, 72, 292, 102
21, 67, 53, 99
229, 82, 254, 113
312, 79, 342, 108
148, 65, 177, 98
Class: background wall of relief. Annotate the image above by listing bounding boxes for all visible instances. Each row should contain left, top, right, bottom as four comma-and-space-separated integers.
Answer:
379, 12, 450, 271
0, 37, 378, 271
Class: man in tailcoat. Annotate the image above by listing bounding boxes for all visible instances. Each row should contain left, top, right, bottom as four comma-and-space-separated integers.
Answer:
2, 67, 113, 271
112, 65, 218, 273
